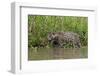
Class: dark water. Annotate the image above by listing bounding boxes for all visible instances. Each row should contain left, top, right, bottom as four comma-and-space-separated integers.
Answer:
28, 47, 88, 60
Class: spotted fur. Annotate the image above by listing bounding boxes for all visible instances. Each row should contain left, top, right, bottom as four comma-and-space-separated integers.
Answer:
47, 32, 81, 48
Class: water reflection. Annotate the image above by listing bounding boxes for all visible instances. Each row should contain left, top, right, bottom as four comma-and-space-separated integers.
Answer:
28, 47, 88, 60
51, 48, 86, 59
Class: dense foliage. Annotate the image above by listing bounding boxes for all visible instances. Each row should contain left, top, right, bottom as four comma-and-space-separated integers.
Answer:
28, 15, 88, 48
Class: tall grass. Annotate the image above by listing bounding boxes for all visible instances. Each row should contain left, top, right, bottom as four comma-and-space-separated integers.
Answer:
28, 15, 88, 48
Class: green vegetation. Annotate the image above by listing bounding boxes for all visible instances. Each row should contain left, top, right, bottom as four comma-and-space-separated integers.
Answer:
28, 15, 88, 48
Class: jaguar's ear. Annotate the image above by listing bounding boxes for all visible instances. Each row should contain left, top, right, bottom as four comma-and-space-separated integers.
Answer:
52, 32, 55, 35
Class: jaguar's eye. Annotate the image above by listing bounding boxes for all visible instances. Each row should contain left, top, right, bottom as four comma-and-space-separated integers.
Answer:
48, 40, 52, 42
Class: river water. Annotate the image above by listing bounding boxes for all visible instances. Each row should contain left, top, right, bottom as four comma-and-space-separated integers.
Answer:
28, 47, 88, 60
